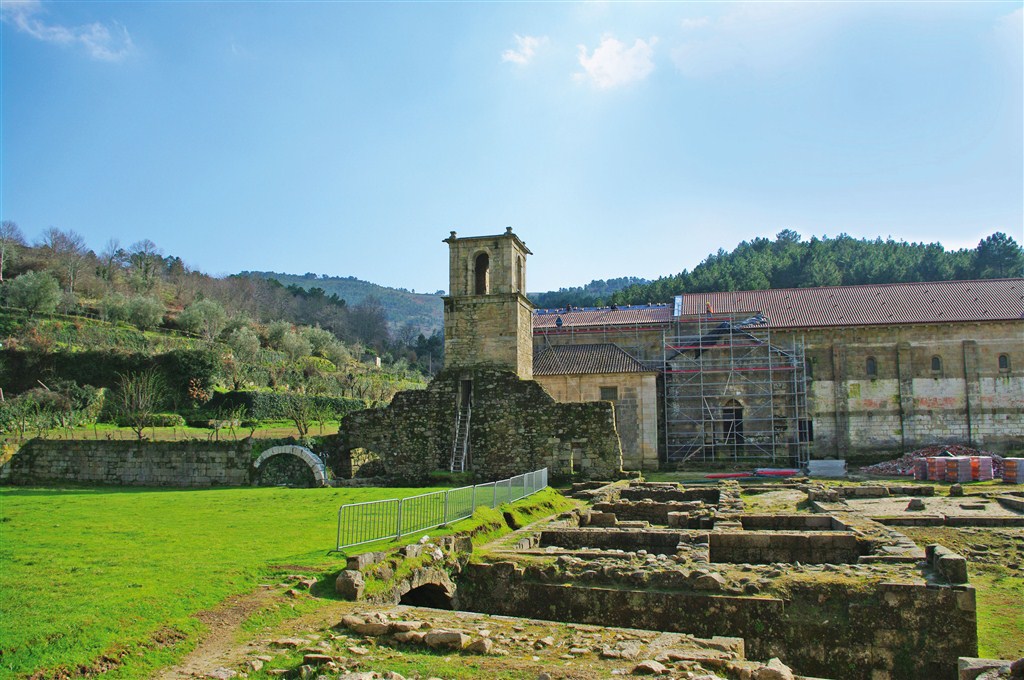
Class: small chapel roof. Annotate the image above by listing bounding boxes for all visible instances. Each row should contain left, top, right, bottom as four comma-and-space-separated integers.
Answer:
533, 343, 652, 376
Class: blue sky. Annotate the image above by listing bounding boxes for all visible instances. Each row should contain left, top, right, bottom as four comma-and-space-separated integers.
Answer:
2, 1, 1021, 294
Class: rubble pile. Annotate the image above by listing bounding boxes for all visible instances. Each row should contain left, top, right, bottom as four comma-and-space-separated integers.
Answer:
860, 444, 1004, 477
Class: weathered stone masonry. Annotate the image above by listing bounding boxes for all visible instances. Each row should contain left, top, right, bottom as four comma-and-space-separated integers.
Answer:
794, 322, 1024, 460
342, 366, 623, 481
3, 439, 255, 487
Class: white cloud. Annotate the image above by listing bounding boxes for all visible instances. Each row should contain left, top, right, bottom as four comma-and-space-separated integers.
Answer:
680, 17, 711, 30
995, 7, 1023, 47
576, 35, 657, 89
1, 0, 133, 61
502, 34, 545, 65
671, 3, 845, 78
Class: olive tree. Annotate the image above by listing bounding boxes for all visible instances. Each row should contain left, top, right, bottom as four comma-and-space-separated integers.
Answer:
125, 296, 165, 330
177, 299, 227, 341
5, 270, 61, 314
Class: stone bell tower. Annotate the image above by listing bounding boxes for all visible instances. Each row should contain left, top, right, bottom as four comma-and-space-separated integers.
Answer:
442, 227, 534, 379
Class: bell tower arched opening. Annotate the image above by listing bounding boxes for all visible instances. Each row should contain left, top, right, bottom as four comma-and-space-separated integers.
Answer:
474, 252, 490, 295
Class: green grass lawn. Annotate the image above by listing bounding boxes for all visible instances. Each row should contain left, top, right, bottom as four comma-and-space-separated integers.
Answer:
0, 485, 450, 679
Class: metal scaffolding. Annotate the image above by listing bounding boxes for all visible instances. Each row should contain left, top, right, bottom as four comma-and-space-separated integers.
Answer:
661, 312, 809, 467
533, 305, 810, 468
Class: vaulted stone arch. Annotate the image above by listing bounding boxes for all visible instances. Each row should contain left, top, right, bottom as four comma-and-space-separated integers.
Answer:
253, 445, 327, 487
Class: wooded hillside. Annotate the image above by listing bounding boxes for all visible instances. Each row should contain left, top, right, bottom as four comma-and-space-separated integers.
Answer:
608, 231, 1024, 306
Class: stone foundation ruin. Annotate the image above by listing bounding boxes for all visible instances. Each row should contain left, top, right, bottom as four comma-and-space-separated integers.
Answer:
336, 479, 1001, 680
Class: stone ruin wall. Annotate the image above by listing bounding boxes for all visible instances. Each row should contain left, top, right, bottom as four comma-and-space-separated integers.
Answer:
457, 566, 976, 680
2, 439, 255, 487
342, 367, 623, 482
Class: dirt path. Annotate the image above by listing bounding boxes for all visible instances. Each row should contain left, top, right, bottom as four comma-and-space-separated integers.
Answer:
155, 509, 576, 678
156, 587, 280, 679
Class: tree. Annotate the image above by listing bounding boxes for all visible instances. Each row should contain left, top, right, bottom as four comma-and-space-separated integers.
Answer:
301, 325, 336, 357
974, 232, 1024, 279
177, 299, 227, 341
280, 393, 313, 438
5, 270, 61, 314
227, 325, 261, 361
37, 227, 89, 293
100, 292, 129, 323
97, 238, 126, 285
266, 320, 293, 350
350, 296, 389, 349
113, 370, 167, 440
125, 296, 165, 329
128, 239, 164, 292
280, 330, 312, 362
0, 220, 26, 282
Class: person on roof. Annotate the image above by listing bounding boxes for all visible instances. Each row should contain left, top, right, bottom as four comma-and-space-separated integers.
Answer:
705, 301, 714, 315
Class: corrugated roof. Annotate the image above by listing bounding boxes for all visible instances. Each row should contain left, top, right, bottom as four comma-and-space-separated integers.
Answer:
533, 343, 652, 376
533, 279, 1024, 330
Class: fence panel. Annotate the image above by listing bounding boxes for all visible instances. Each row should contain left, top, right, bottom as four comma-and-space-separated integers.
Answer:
335, 498, 400, 551
334, 467, 547, 551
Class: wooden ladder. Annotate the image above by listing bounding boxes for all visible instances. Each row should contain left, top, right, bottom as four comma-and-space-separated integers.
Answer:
450, 403, 471, 472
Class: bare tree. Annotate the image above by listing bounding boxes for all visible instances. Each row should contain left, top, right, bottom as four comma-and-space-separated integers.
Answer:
37, 227, 89, 293
114, 370, 167, 440
280, 394, 313, 438
0, 220, 25, 282
97, 238, 125, 285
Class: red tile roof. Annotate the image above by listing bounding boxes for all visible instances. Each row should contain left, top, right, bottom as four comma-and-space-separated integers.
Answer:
534, 279, 1024, 331
533, 305, 673, 330
533, 343, 653, 376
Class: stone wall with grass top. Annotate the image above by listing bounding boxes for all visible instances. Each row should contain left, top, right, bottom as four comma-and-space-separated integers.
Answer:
2, 438, 256, 487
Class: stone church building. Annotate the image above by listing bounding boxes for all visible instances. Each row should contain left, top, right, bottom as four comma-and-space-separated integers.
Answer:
345, 229, 1024, 477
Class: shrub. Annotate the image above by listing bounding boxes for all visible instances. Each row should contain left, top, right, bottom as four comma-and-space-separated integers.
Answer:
146, 413, 186, 428
205, 390, 366, 421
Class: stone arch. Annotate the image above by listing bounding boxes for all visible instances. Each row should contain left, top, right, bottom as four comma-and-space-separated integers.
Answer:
400, 582, 454, 610
253, 445, 327, 487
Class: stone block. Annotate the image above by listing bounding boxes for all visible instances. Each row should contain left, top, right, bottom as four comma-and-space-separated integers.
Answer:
958, 658, 1012, 680
335, 570, 365, 600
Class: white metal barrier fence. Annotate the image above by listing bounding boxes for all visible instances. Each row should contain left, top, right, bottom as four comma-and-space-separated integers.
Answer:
333, 468, 548, 552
